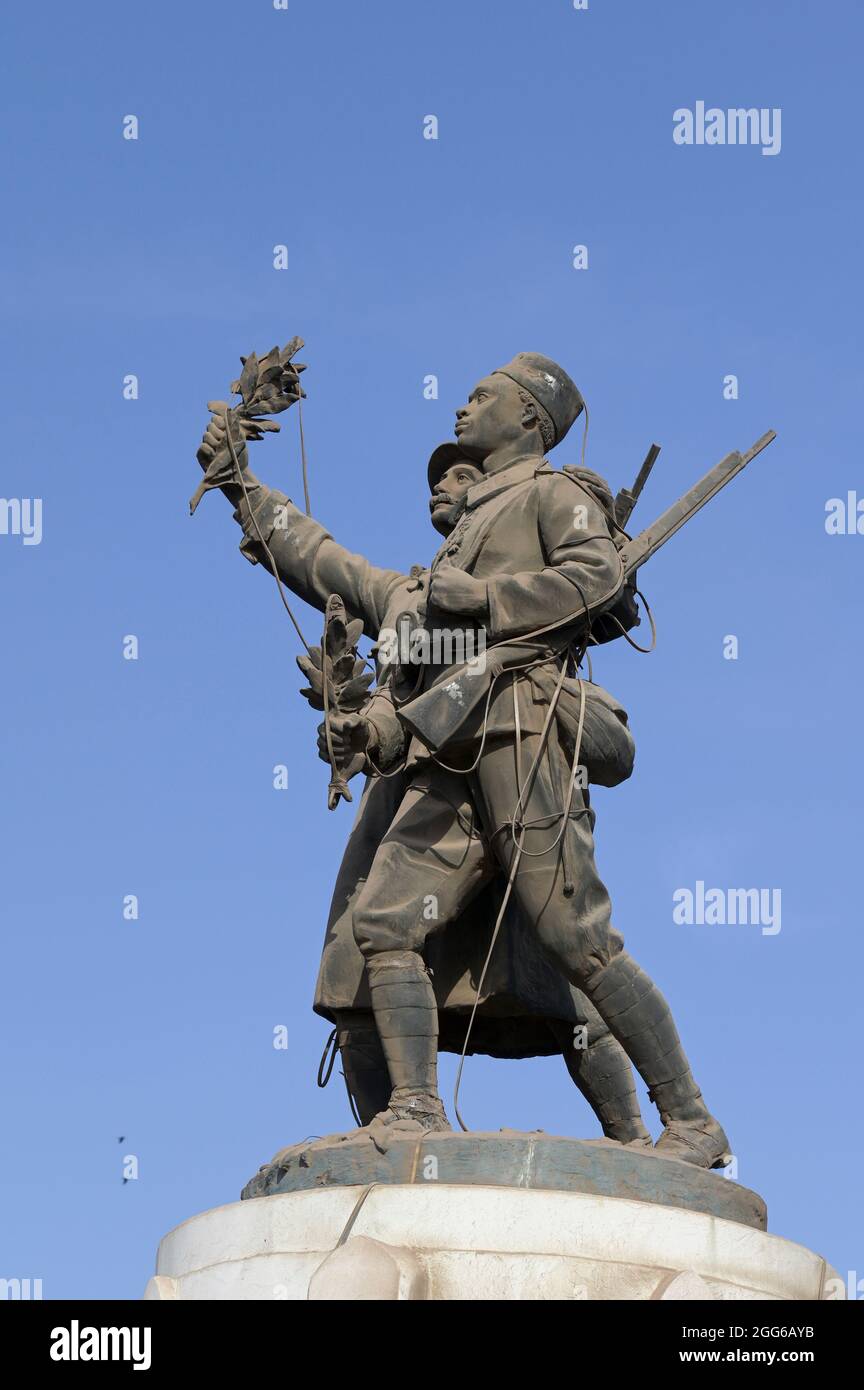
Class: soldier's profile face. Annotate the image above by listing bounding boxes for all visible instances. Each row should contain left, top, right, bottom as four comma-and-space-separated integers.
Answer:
454, 375, 523, 460
429, 461, 484, 534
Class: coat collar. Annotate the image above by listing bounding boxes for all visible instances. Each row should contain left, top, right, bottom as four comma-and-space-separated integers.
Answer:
464, 455, 546, 511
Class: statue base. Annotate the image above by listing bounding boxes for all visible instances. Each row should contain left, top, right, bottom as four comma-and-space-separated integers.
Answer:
145, 1132, 840, 1301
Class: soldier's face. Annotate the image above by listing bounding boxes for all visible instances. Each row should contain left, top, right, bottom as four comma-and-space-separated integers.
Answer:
429, 462, 484, 535
454, 375, 524, 461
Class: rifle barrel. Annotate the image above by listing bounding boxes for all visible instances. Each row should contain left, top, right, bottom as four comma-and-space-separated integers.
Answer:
619, 430, 776, 578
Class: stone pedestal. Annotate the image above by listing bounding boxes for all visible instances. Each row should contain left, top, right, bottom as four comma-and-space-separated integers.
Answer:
145, 1132, 841, 1301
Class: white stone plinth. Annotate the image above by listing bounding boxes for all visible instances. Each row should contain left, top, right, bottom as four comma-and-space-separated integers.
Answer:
145, 1185, 841, 1301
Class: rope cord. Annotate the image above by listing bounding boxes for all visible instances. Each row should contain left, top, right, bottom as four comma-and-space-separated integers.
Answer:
320, 631, 341, 799
316, 1028, 338, 1087
599, 587, 657, 653
343, 1073, 362, 1127
297, 393, 311, 516
224, 409, 314, 657
453, 657, 572, 1130
315, 1027, 362, 1126
450, 568, 600, 1127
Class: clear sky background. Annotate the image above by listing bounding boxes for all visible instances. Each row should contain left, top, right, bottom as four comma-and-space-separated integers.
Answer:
1, 0, 861, 1300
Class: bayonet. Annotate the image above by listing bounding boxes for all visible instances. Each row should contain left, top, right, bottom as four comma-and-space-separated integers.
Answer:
614, 442, 661, 529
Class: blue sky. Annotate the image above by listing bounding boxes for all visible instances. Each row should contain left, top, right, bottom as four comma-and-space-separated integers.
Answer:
1, 0, 861, 1299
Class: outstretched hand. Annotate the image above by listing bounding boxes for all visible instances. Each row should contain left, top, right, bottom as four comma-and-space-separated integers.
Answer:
196, 405, 248, 475
190, 406, 253, 514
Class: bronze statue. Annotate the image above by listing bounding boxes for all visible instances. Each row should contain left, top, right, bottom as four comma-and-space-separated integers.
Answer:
195, 346, 774, 1169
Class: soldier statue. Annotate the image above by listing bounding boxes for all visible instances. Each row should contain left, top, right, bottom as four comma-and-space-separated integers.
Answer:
196, 351, 734, 1170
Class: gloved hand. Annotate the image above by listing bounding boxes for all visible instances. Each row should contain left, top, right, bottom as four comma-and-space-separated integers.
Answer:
190, 405, 254, 514
316, 713, 373, 767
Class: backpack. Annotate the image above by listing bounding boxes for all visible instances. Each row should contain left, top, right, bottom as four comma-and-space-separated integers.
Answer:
560, 464, 642, 646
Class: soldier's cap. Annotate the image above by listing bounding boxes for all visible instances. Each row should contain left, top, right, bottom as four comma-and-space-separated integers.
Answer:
427, 442, 477, 492
493, 352, 584, 446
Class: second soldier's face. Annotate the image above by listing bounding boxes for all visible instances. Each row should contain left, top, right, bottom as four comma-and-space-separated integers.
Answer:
453, 374, 524, 461
429, 462, 484, 535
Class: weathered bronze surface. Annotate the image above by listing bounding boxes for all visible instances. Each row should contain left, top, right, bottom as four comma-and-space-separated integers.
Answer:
194, 347, 775, 1184
241, 1130, 767, 1233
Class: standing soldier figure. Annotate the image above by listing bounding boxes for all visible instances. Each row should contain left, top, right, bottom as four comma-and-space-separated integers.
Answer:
312, 448, 650, 1147
197, 352, 731, 1169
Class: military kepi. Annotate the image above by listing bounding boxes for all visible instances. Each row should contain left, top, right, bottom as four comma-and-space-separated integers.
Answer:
427, 441, 471, 492
494, 352, 584, 445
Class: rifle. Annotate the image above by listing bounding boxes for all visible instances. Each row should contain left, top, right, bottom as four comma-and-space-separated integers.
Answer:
397, 430, 777, 752
617, 431, 775, 574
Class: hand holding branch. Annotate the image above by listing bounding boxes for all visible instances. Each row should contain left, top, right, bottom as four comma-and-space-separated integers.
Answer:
190, 338, 307, 514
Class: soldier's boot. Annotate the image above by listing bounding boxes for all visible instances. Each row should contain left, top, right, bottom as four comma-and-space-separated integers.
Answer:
334, 1010, 392, 1127
554, 1023, 652, 1147
583, 952, 731, 1169
366, 950, 450, 1132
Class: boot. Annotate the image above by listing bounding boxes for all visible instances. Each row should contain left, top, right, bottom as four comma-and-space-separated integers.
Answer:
554, 1022, 652, 1147
334, 1010, 392, 1127
583, 952, 731, 1168
366, 950, 450, 1132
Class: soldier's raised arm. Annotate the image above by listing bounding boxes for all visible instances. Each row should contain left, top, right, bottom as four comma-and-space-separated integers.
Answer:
195, 414, 406, 638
